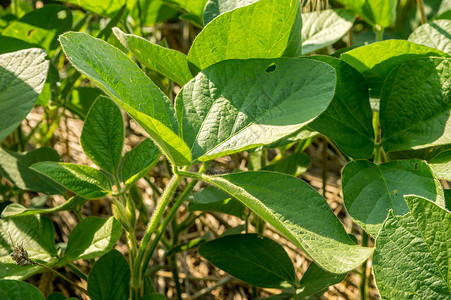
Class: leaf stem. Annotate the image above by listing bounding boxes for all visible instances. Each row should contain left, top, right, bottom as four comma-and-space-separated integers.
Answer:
37, 262, 89, 295
417, 0, 427, 25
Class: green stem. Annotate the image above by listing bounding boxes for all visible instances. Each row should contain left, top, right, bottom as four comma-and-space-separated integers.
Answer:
132, 173, 181, 296
360, 231, 369, 300
37, 263, 88, 295
417, 0, 427, 24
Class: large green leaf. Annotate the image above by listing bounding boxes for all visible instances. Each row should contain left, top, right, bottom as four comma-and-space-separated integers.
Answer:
296, 262, 346, 298
429, 150, 451, 180
0, 148, 65, 195
203, 0, 257, 25
0, 215, 57, 280
187, 186, 245, 218
87, 249, 130, 300
81, 96, 124, 174
335, 0, 397, 28
408, 20, 451, 55
32, 162, 112, 199
59, 32, 191, 166
342, 159, 444, 237
2, 5, 72, 52
188, 0, 302, 71
0, 48, 49, 142
59, 217, 122, 266
373, 196, 451, 299
201, 171, 373, 274
198, 234, 296, 288
340, 40, 448, 98
113, 28, 193, 86
120, 139, 161, 187
308, 56, 374, 159
55, 0, 126, 16
1, 197, 88, 218
0, 36, 34, 54
380, 57, 451, 152
176, 58, 336, 162
301, 9, 355, 54
0, 280, 45, 300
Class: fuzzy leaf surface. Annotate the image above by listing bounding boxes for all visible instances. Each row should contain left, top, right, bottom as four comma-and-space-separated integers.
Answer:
408, 19, 451, 55
301, 9, 355, 54
380, 57, 451, 152
59, 32, 191, 166
176, 58, 336, 162
202, 171, 373, 273
373, 196, 451, 299
0, 48, 48, 142
81, 96, 124, 174
203, 0, 257, 25
342, 159, 444, 237
188, 0, 302, 71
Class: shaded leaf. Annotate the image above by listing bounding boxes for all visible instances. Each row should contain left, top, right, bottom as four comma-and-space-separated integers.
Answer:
187, 186, 245, 218
262, 153, 310, 176
1, 197, 87, 218
55, 0, 126, 16
335, 0, 397, 28
296, 262, 346, 298
0, 280, 44, 300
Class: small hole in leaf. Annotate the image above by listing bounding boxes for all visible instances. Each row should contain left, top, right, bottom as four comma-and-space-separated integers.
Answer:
27, 29, 35, 37
265, 63, 277, 73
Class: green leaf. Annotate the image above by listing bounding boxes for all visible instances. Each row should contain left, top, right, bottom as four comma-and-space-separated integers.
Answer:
444, 189, 451, 211
296, 262, 346, 298
373, 196, 451, 299
380, 57, 451, 152
1, 197, 88, 218
113, 28, 193, 86
59, 32, 191, 166
430, 150, 451, 180
199, 234, 296, 288
0, 280, 45, 300
55, 0, 126, 16
31, 162, 112, 199
0, 36, 34, 54
0, 215, 57, 280
335, 0, 397, 28
138, 294, 165, 300
201, 171, 373, 274
87, 249, 129, 300
2, 5, 72, 52
188, 0, 302, 71
0, 148, 65, 195
340, 40, 448, 97
262, 153, 310, 176
187, 186, 245, 218
301, 9, 355, 54
408, 19, 451, 55
342, 159, 444, 237
176, 58, 336, 162
0, 48, 49, 142
120, 139, 161, 186
203, 0, 257, 25
81, 96, 124, 174
164, 233, 210, 258
163, 0, 208, 26
308, 56, 374, 159
66, 87, 102, 120
130, 1, 177, 26
59, 217, 122, 266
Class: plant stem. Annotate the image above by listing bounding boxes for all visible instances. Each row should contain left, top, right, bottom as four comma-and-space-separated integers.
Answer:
375, 27, 384, 42
417, 0, 427, 24
360, 231, 369, 300
322, 139, 328, 198
132, 173, 182, 296
37, 263, 89, 295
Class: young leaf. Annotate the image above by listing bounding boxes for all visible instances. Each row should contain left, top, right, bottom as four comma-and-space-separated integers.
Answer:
176, 58, 336, 162
296, 262, 346, 298
32, 162, 112, 199
188, 0, 302, 71
429, 150, 451, 180
380, 57, 451, 152
0, 148, 65, 195
87, 249, 130, 300
201, 171, 373, 274
335, 0, 397, 28
120, 139, 161, 187
203, 0, 257, 25
198, 234, 296, 288
373, 196, 451, 299
301, 9, 355, 54
262, 153, 311, 177
308, 56, 374, 159
1, 197, 88, 218
0, 48, 49, 142
0, 280, 45, 300
0, 215, 58, 280
113, 28, 193, 86
59, 32, 191, 166
2, 5, 72, 52
408, 19, 451, 55
187, 186, 245, 218
342, 159, 444, 237
340, 40, 447, 97
81, 96, 124, 174
58, 217, 122, 266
